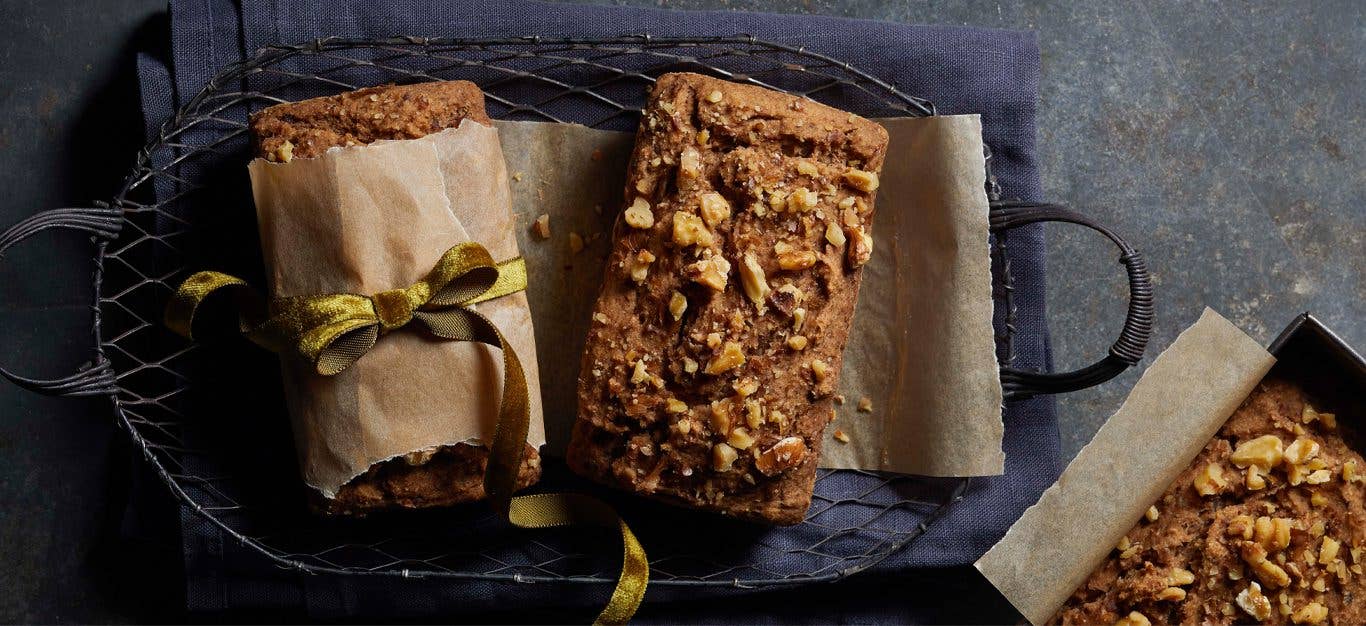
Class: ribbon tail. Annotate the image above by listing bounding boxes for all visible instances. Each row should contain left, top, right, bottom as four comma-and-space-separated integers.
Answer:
412, 306, 528, 513
483, 319, 529, 513
164, 271, 260, 340
508, 494, 649, 625
420, 306, 647, 622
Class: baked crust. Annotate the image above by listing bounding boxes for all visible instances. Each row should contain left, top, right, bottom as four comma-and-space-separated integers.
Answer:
251, 81, 492, 161
567, 73, 889, 525
250, 81, 540, 515
1054, 379, 1366, 625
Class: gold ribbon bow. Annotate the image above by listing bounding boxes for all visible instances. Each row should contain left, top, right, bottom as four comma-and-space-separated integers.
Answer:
165, 242, 646, 624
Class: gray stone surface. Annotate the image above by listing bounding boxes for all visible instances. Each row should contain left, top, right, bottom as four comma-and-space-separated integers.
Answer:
0, 0, 1360, 622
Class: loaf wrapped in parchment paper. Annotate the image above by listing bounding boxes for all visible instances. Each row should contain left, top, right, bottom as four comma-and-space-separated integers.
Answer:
248, 82, 545, 514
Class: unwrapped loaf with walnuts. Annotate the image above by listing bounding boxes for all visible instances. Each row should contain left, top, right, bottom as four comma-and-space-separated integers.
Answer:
567, 73, 888, 525
1054, 379, 1365, 626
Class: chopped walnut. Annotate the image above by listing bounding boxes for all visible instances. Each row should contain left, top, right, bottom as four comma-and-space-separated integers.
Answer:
788, 187, 819, 211
1236, 582, 1273, 621
778, 249, 818, 270
1193, 462, 1229, 496
678, 147, 702, 182
706, 332, 722, 348
769, 408, 788, 429
1154, 587, 1186, 601
1291, 602, 1328, 625
1254, 516, 1292, 552
754, 437, 808, 476
533, 213, 551, 239
687, 256, 730, 291
793, 307, 807, 331
705, 89, 724, 103
1246, 466, 1270, 490
727, 427, 755, 450
767, 189, 787, 212
824, 221, 847, 247
856, 396, 873, 412
1118, 538, 1142, 560
1284, 437, 1320, 465
666, 398, 688, 414
796, 160, 819, 176
841, 206, 860, 228
683, 357, 698, 374
1145, 505, 1160, 522
1241, 541, 1291, 588
787, 335, 809, 350
623, 197, 655, 229
712, 442, 739, 471
846, 226, 873, 267
744, 399, 764, 429
1345, 460, 1361, 482
699, 192, 731, 227
842, 168, 879, 192
274, 140, 295, 163
704, 342, 746, 375
810, 359, 830, 383
672, 211, 715, 247
1287, 463, 1312, 486
739, 253, 771, 308
833, 429, 850, 443
1319, 536, 1340, 565
629, 360, 649, 385
668, 291, 688, 321
1305, 468, 1332, 484
733, 378, 759, 397
1168, 567, 1195, 586
629, 250, 656, 283
1302, 405, 1336, 429
1114, 612, 1151, 626
1232, 434, 1284, 469
709, 400, 731, 433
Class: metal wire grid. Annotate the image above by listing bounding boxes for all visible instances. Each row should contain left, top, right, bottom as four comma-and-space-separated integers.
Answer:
96, 36, 1010, 590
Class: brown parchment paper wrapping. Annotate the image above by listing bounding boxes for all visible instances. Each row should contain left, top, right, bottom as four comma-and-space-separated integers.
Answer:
494, 115, 1003, 476
248, 120, 545, 499
974, 308, 1276, 625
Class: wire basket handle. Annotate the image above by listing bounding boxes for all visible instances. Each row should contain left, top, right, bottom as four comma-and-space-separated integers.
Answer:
991, 200, 1154, 400
0, 205, 120, 397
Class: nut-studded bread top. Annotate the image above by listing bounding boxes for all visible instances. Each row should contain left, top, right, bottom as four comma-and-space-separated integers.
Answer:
250, 81, 491, 162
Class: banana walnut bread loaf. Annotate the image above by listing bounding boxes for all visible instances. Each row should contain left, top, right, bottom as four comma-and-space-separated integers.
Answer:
1054, 379, 1365, 626
250, 81, 540, 515
567, 73, 889, 525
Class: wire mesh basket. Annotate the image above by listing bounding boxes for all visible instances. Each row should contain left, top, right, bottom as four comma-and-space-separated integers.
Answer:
0, 36, 1152, 593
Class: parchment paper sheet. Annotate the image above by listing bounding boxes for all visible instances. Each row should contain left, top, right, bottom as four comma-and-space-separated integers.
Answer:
974, 308, 1276, 625
496, 116, 1003, 476
249, 121, 545, 498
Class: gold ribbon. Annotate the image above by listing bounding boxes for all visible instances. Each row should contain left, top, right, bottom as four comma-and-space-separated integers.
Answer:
165, 242, 646, 624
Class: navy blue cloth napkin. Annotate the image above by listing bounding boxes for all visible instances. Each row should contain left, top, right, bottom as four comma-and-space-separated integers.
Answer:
135, 0, 1060, 620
